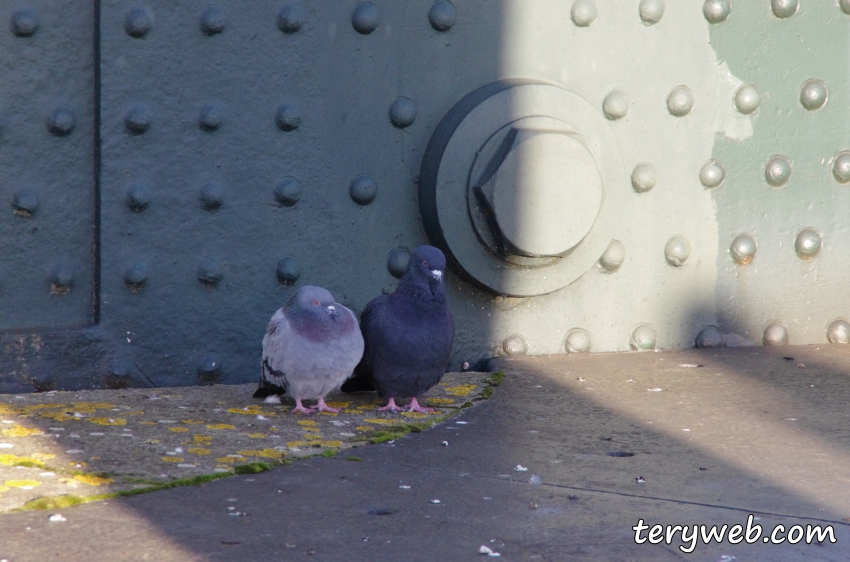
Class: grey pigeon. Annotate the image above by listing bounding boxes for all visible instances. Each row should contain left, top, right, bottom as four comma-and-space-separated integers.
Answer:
254, 286, 364, 414
341, 245, 454, 413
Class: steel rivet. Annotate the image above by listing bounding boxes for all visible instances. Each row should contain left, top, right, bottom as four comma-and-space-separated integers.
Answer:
630, 324, 657, 351
387, 246, 411, 278
639, 0, 664, 24
198, 104, 223, 132
571, 0, 598, 27
125, 7, 153, 38
277, 4, 305, 33
502, 334, 528, 356
47, 108, 76, 137
276, 257, 301, 286
351, 2, 379, 34
800, 79, 827, 111
275, 103, 301, 132
664, 236, 691, 267
199, 183, 224, 210
197, 352, 223, 384
429, 1, 456, 32
49, 263, 74, 295
827, 319, 850, 344
197, 257, 223, 286
124, 105, 152, 134
764, 155, 791, 187
631, 163, 657, 193
729, 234, 756, 265
734, 84, 760, 115
565, 328, 591, 353
699, 159, 725, 188
695, 326, 723, 348
831, 151, 850, 183
598, 239, 625, 272
274, 177, 301, 207
126, 184, 151, 212
763, 324, 788, 346
349, 175, 378, 205
124, 263, 148, 290
602, 90, 629, 120
390, 97, 417, 129
11, 189, 38, 218
771, 0, 798, 18
666, 86, 694, 117
702, 0, 730, 24
200, 7, 225, 35
794, 228, 821, 260
10, 9, 39, 37
841, 0, 850, 15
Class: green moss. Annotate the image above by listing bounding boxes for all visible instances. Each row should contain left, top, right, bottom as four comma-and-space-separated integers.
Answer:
345, 456, 362, 461
486, 371, 506, 386
481, 386, 494, 399
319, 450, 338, 458
13, 461, 45, 469
234, 462, 272, 474
19, 495, 89, 511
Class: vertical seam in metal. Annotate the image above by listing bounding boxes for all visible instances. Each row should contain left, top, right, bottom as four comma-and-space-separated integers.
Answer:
92, 0, 102, 324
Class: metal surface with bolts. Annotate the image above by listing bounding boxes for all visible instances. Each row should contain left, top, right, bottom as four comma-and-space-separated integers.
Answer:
1, 1, 849, 390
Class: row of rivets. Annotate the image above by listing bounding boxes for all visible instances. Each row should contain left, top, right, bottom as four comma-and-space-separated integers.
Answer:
119, 175, 380, 213
119, 97, 415, 133
504, 318, 850, 355
119, 2, 456, 39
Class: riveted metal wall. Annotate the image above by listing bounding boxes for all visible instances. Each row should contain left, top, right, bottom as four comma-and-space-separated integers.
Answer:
2, 1, 849, 391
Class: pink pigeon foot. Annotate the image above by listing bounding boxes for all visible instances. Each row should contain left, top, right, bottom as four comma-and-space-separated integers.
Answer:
378, 397, 402, 413
315, 398, 340, 413
291, 398, 317, 415
405, 397, 434, 414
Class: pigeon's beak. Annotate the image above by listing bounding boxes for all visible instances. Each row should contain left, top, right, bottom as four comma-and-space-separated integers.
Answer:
431, 269, 443, 282
326, 305, 339, 318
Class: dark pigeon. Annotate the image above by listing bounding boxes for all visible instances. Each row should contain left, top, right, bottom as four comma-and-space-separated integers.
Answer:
341, 245, 454, 413
254, 285, 364, 414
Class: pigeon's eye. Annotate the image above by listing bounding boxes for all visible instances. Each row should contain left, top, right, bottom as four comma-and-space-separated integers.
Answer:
422, 260, 428, 266
312, 300, 320, 306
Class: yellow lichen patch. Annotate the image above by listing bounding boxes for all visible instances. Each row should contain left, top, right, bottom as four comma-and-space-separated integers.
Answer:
342, 409, 362, 414
355, 426, 373, 432
31, 453, 56, 459
4, 480, 41, 488
314, 440, 343, 448
1, 425, 44, 437
37, 411, 77, 422
0, 405, 25, 416
0, 485, 9, 493
325, 401, 350, 409
0, 454, 44, 467
319, 411, 339, 416
22, 404, 68, 412
297, 420, 318, 427
444, 384, 476, 396
226, 406, 276, 416
188, 448, 212, 455
169, 427, 189, 433
425, 398, 455, 405
181, 419, 205, 424
303, 434, 324, 441
214, 456, 245, 464
364, 418, 397, 425
88, 417, 127, 426
246, 433, 267, 439
73, 402, 115, 410
237, 449, 283, 459
73, 474, 113, 486
286, 441, 312, 448
122, 411, 145, 415
269, 427, 279, 432
206, 424, 236, 430
140, 421, 156, 425
400, 412, 430, 419
303, 427, 320, 433
161, 457, 185, 463
193, 434, 212, 444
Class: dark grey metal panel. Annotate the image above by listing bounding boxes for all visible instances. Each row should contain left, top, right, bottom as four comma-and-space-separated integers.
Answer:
0, 1, 97, 331
97, 1, 503, 387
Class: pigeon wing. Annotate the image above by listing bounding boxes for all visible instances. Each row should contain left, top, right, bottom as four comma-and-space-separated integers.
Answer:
254, 308, 292, 397
340, 295, 386, 393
